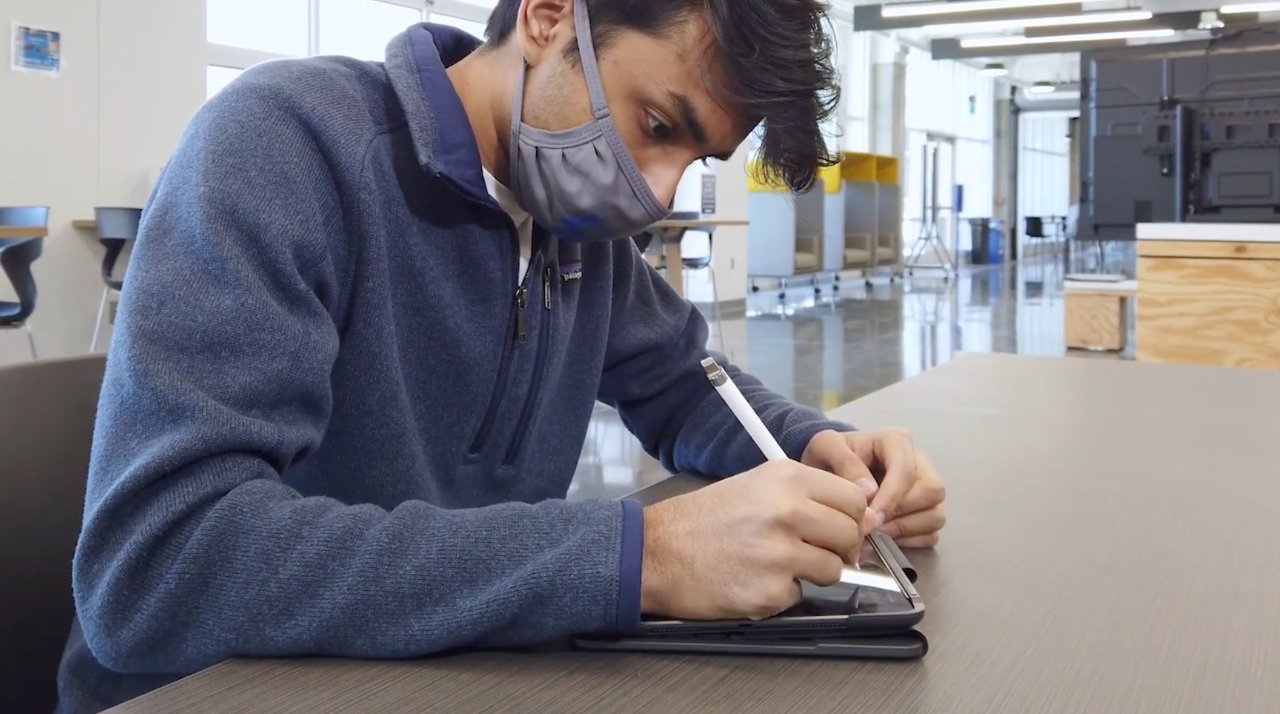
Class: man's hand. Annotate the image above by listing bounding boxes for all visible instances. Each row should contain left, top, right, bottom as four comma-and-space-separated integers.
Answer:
801, 429, 946, 548
641, 461, 866, 621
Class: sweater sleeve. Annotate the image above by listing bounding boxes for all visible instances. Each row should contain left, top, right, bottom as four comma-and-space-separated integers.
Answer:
596, 242, 854, 478
73, 64, 632, 676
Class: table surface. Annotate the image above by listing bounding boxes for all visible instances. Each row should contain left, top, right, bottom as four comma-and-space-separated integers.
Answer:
0, 226, 47, 239
109, 354, 1280, 713
72, 219, 98, 230
651, 218, 748, 229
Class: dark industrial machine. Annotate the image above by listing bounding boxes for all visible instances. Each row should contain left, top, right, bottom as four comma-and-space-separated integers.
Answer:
1080, 29, 1280, 243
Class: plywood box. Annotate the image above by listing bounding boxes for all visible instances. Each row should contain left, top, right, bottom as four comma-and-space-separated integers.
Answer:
1064, 279, 1136, 352
1136, 225, 1280, 369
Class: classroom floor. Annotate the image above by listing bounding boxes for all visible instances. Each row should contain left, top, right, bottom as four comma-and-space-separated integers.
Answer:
569, 258, 1081, 501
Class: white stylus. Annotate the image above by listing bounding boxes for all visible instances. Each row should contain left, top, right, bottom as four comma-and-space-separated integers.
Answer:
702, 356, 864, 571
701, 357, 788, 462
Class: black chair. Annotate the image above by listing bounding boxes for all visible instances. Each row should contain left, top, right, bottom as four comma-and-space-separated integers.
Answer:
0, 355, 107, 713
91, 207, 142, 352
1024, 216, 1046, 241
0, 206, 50, 359
0, 206, 49, 228
678, 221, 719, 304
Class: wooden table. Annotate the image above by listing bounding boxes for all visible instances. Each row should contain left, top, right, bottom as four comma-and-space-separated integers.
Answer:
644, 218, 748, 298
108, 354, 1280, 713
1136, 222, 1280, 368
0, 226, 47, 240
72, 219, 98, 231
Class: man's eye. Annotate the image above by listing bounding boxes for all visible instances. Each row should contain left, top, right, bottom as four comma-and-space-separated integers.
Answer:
647, 113, 674, 141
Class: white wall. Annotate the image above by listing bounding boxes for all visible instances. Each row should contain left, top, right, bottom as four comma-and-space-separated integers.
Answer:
901, 47, 996, 255
0, 0, 204, 365
678, 144, 750, 306
99, 0, 205, 207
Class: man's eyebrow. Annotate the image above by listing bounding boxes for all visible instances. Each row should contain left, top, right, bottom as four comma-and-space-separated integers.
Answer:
669, 91, 732, 161
670, 91, 709, 147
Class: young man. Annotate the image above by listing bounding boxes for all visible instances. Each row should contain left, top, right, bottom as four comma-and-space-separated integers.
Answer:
59, 0, 945, 709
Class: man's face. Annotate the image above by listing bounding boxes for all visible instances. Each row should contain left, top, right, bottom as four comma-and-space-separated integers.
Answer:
517, 9, 746, 208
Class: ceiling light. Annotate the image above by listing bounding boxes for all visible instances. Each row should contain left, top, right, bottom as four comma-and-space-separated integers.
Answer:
961, 27, 1177, 48
882, 0, 1087, 19
1220, 2, 1280, 13
980, 62, 1010, 76
922, 10, 1153, 36
1027, 82, 1056, 94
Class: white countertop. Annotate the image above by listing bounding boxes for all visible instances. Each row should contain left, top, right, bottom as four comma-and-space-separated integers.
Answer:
1136, 223, 1280, 242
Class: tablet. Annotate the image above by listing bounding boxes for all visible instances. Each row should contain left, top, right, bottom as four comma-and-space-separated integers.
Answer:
628, 532, 923, 638
576, 629, 927, 660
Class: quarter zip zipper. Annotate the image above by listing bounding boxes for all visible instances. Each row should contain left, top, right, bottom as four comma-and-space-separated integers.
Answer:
467, 219, 533, 456
514, 286, 529, 344
503, 262, 556, 466
543, 265, 553, 310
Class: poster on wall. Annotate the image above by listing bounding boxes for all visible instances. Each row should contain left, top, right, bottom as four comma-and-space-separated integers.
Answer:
11, 23, 62, 76
701, 173, 717, 215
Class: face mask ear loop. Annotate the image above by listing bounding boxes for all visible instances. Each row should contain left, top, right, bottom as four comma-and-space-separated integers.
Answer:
570, 0, 611, 122
570, 0, 668, 220
508, 59, 530, 198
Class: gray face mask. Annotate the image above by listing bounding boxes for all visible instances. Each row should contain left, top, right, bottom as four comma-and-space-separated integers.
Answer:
507, 0, 670, 242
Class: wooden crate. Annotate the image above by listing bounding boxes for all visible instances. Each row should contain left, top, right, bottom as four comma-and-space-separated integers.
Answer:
1136, 238, 1280, 369
1064, 280, 1136, 352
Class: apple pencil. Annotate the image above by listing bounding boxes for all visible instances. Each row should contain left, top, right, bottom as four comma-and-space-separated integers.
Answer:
701, 357, 863, 570
701, 357, 788, 462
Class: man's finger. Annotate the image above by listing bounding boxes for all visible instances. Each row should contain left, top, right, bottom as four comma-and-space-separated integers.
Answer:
791, 542, 846, 587
887, 454, 945, 517
867, 431, 917, 519
792, 465, 868, 525
895, 533, 941, 549
793, 500, 862, 562
805, 432, 877, 497
878, 505, 946, 541
825, 447, 877, 497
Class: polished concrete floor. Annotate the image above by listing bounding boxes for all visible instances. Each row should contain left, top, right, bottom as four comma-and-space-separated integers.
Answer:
569, 259, 1090, 501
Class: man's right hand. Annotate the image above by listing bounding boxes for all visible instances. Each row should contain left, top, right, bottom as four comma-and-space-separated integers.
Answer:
639, 461, 870, 621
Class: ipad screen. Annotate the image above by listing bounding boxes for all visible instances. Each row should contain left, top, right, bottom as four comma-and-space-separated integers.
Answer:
784, 539, 915, 617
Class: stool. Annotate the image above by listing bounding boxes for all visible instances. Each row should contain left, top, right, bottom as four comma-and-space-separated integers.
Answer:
1064, 276, 1137, 352
0, 206, 49, 359
91, 207, 142, 352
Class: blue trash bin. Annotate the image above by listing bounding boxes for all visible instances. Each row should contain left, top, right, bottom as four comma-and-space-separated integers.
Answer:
988, 221, 1005, 264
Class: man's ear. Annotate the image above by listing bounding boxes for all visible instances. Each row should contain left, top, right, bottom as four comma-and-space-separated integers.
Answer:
516, 0, 574, 66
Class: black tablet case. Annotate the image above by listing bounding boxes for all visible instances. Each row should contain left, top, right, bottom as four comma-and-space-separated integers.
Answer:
576, 529, 927, 659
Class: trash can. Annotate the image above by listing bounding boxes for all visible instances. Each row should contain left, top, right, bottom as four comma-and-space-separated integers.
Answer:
968, 218, 992, 265
988, 220, 1005, 264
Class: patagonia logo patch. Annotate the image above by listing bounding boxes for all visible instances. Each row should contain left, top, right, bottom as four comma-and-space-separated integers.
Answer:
560, 262, 583, 282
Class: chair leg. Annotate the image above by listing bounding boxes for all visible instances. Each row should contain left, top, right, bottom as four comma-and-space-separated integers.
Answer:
91, 287, 109, 352
25, 323, 38, 360
709, 267, 726, 354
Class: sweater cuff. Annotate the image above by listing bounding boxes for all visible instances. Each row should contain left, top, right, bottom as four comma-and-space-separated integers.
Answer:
616, 499, 644, 631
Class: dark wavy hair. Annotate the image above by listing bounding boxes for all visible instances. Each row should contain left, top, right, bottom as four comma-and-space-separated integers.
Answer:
485, 0, 840, 192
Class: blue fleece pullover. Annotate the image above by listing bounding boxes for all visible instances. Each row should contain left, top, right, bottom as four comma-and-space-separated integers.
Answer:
57, 25, 849, 711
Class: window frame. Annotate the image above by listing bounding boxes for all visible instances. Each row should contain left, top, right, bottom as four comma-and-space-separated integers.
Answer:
206, 0, 431, 72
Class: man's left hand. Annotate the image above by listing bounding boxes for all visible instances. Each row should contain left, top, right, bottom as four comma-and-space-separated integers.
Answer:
800, 429, 946, 548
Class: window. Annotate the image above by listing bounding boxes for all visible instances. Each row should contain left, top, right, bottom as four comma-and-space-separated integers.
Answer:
427, 13, 488, 40
319, 0, 426, 60
426, 0, 494, 41
206, 66, 244, 101
207, 0, 310, 57
207, 0, 428, 100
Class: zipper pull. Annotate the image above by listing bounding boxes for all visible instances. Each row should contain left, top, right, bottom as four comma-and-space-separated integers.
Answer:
543, 266, 553, 310
515, 287, 528, 344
